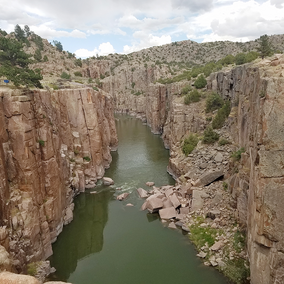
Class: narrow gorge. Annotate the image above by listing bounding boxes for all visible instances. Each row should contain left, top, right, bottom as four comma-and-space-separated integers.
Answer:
1, 33, 284, 284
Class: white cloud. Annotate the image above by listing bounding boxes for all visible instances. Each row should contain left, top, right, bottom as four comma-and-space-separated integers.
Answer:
123, 32, 171, 53
270, 0, 284, 8
31, 25, 86, 39
75, 42, 115, 58
171, 0, 214, 12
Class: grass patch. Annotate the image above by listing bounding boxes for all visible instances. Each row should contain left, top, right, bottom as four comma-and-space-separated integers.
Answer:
221, 258, 250, 284
182, 134, 199, 156
27, 262, 37, 276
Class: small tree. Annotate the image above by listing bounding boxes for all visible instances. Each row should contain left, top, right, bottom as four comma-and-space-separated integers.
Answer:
194, 74, 207, 89
34, 49, 42, 62
24, 25, 31, 37
53, 40, 63, 52
14, 24, 26, 41
257, 34, 273, 59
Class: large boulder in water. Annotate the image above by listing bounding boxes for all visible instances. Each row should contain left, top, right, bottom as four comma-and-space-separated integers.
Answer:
103, 177, 114, 185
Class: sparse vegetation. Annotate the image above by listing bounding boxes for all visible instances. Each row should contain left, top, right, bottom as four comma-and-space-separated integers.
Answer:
27, 262, 37, 276
74, 71, 82, 77
83, 156, 91, 162
219, 138, 231, 146
38, 140, 45, 147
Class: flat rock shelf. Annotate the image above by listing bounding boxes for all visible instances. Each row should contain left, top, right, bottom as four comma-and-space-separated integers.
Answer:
48, 115, 229, 284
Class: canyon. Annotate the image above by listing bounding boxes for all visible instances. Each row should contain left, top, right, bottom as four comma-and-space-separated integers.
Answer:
1, 33, 284, 283
0, 88, 117, 277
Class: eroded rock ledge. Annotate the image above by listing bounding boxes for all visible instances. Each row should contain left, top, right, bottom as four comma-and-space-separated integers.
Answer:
0, 87, 118, 273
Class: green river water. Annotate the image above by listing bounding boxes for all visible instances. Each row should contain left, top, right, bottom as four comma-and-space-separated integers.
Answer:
49, 115, 230, 284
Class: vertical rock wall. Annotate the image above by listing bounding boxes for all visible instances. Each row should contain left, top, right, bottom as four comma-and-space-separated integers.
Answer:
207, 55, 284, 284
0, 87, 117, 271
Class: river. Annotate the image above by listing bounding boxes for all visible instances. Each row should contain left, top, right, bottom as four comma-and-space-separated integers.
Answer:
48, 115, 229, 284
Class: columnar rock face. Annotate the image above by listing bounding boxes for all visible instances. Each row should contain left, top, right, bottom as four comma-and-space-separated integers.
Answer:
207, 54, 284, 284
0, 87, 117, 271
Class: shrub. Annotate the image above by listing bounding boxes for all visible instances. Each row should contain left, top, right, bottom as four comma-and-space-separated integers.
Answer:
231, 147, 245, 161
194, 74, 207, 89
181, 85, 192, 95
202, 127, 219, 144
100, 74, 105, 79
83, 156, 91, 162
212, 101, 231, 129
131, 82, 135, 88
93, 87, 99, 91
74, 71, 82, 77
184, 89, 201, 105
182, 134, 199, 156
34, 49, 42, 62
38, 140, 45, 147
235, 53, 246, 65
219, 138, 231, 146
205, 92, 224, 113
74, 149, 79, 155
61, 72, 70, 79
43, 55, 48, 62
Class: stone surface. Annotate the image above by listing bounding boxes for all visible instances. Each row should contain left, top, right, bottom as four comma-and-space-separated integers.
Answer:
210, 241, 224, 251
137, 188, 148, 198
0, 272, 41, 284
116, 193, 129, 201
0, 88, 118, 271
159, 207, 177, 220
103, 177, 114, 185
194, 171, 224, 187
147, 197, 163, 213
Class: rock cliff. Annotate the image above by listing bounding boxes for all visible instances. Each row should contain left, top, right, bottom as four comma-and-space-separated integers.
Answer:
0, 87, 117, 272
207, 54, 284, 284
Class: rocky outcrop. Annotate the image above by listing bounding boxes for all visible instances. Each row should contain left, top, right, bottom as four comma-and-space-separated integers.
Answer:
0, 87, 117, 272
207, 54, 284, 284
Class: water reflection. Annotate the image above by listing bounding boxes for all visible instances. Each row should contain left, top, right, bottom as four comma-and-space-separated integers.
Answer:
49, 189, 113, 281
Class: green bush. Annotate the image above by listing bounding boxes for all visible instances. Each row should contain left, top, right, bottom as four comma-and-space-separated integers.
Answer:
184, 89, 201, 105
212, 101, 231, 129
93, 86, 99, 91
182, 134, 199, 156
43, 55, 48, 62
181, 85, 192, 95
205, 92, 224, 113
231, 147, 245, 161
83, 156, 91, 162
61, 72, 70, 79
34, 49, 42, 62
202, 127, 219, 144
235, 53, 246, 65
38, 140, 45, 147
219, 138, 231, 146
194, 74, 207, 89
74, 71, 82, 77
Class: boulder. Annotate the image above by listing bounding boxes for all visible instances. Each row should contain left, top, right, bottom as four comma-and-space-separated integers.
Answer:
117, 193, 129, 201
168, 222, 177, 229
191, 190, 209, 211
194, 170, 224, 186
163, 198, 173, 208
169, 194, 181, 209
141, 201, 148, 211
146, 181, 155, 187
147, 197, 163, 213
210, 240, 224, 251
103, 177, 114, 185
207, 209, 221, 220
165, 188, 174, 198
137, 188, 148, 198
0, 272, 40, 284
215, 152, 224, 162
159, 207, 177, 220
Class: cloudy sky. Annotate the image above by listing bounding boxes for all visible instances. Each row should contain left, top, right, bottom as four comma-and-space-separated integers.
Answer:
0, 0, 283, 58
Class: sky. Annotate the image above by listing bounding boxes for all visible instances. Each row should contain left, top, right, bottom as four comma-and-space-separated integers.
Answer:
0, 0, 283, 58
